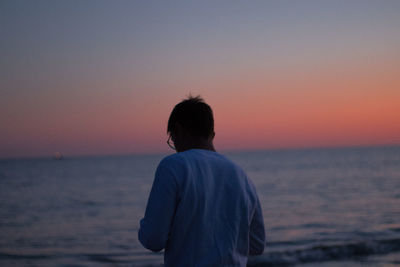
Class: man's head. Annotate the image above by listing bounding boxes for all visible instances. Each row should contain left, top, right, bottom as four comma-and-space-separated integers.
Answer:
167, 96, 215, 152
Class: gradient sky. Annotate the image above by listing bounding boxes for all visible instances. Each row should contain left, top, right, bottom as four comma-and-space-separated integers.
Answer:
1, 0, 400, 158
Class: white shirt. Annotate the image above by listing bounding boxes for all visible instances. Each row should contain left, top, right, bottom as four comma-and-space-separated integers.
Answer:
138, 149, 266, 266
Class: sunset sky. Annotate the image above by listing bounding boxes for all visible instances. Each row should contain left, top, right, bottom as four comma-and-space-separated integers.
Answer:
1, 0, 400, 158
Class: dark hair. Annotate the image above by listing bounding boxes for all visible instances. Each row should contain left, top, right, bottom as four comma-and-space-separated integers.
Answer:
167, 95, 214, 139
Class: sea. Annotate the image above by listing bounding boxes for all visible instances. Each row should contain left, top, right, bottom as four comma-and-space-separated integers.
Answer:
1, 146, 399, 266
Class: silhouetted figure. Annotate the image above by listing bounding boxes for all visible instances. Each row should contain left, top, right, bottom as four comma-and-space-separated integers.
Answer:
138, 96, 266, 266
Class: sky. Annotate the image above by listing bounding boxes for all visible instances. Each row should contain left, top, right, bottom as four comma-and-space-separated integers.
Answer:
1, 0, 400, 158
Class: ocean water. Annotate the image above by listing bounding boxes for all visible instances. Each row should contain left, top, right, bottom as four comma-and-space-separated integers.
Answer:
0, 146, 399, 266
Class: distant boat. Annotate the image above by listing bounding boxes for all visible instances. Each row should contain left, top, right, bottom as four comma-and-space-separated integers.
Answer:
53, 152, 64, 160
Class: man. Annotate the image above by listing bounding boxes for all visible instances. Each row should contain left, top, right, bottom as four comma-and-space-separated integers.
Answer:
138, 96, 266, 266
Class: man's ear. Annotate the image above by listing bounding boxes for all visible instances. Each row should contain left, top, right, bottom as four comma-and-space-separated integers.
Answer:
210, 131, 215, 140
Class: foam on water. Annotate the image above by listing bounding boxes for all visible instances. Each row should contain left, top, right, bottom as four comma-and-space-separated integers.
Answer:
248, 238, 400, 266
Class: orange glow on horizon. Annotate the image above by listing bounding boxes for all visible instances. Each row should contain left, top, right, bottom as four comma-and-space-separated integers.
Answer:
211, 56, 400, 151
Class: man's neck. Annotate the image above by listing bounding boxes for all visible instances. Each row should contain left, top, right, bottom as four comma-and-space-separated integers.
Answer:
178, 140, 216, 153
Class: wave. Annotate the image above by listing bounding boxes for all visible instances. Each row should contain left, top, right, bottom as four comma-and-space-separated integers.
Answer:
248, 238, 400, 266
0, 251, 141, 264
1, 238, 400, 266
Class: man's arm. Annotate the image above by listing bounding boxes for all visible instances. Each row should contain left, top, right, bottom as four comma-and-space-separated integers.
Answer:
249, 195, 266, 255
138, 160, 179, 252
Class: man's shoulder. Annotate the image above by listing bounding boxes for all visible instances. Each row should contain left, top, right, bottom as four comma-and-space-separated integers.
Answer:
159, 150, 246, 175
158, 153, 184, 167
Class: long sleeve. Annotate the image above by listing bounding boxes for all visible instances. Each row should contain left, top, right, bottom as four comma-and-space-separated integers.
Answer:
138, 161, 179, 252
249, 196, 266, 255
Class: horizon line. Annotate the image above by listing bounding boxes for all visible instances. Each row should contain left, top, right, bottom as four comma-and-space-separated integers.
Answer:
1, 143, 399, 161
